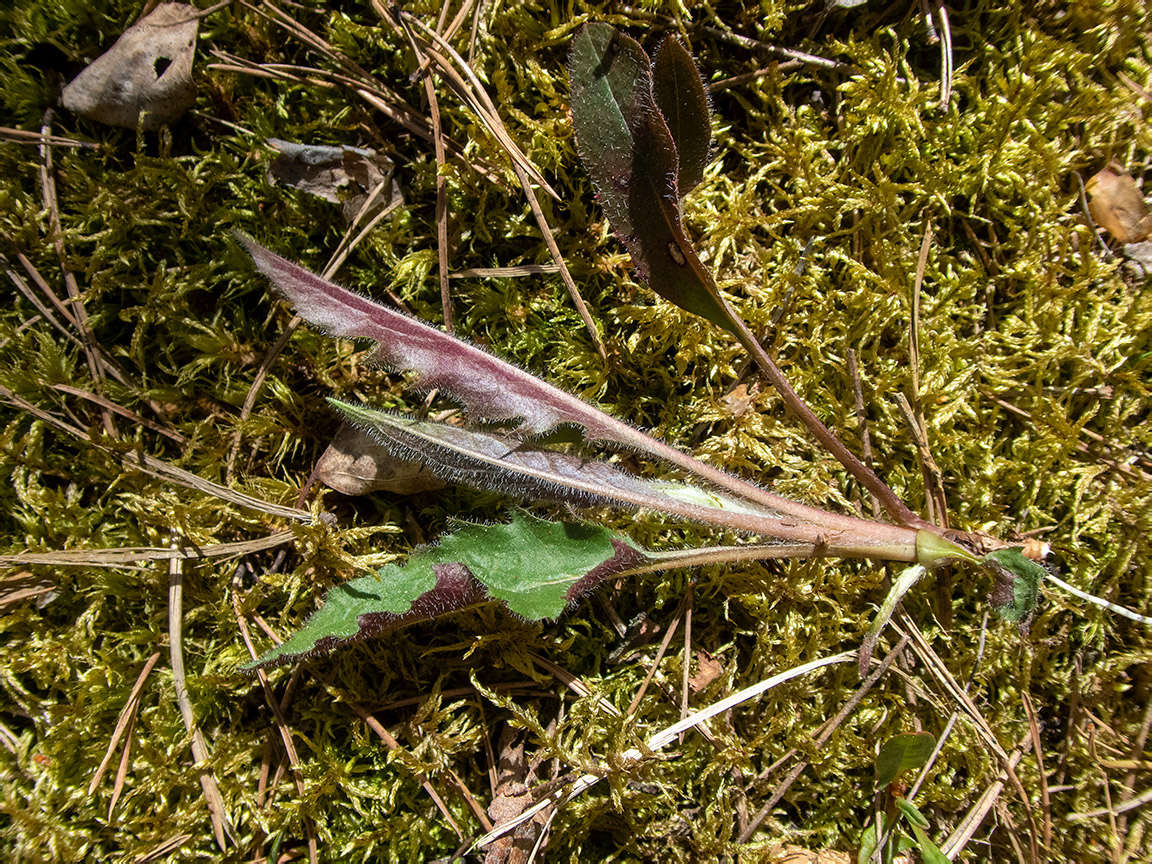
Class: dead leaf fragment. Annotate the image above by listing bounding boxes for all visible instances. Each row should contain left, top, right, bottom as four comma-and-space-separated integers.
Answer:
314, 423, 445, 496
688, 649, 724, 693
1086, 163, 1152, 244
61, 3, 199, 130
268, 139, 403, 224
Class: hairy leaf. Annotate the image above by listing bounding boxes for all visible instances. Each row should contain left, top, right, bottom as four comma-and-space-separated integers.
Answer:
652, 36, 711, 195
985, 547, 1045, 623
240, 233, 924, 537
568, 23, 736, 332
244, 513, 648, 669
332, 400, 922, 558
238, 232, 626, 439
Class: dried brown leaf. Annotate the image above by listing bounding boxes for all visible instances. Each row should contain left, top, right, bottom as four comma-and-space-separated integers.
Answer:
267, 139, 403, 225
1086, 163, 1152, 244
314, 422, 445, 496
61, 3, 199, 130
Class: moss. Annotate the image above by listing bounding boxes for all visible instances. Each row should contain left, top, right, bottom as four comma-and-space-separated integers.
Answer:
1, 0, 1151, 860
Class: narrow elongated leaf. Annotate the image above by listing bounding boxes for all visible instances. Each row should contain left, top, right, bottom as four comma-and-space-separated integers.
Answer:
569, 23, 736, 332
238, 232, 622, 439
332, 400, 922, 559
652, 37, 712, 195
244, 513, 648, 669
239, 233, 925, 538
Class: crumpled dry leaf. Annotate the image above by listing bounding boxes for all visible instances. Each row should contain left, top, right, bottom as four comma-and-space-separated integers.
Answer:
61, 3, 199, 130
313, 422, 444, 496
267, 139, 403, 224
1086, 163, 1152, 244
485, 725, 549, 864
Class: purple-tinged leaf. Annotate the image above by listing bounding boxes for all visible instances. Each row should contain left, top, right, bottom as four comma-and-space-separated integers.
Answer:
238, 231, 620, 439
569, 23, 735, 332
238, 232, 910, 536
333, 400, 924, 560
652, 36, 712, 196
242, 513, 649, 669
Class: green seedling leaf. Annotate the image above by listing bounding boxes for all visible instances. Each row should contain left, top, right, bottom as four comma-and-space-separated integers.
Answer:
858, 814, 916, 864
244, 513, 648, 669
894, 797, 931, 829
569, 23, 736, 332
984, 547, 1045, 623
876, 732, 937, 790
902, 815, 950, 864
651, 36, 711, 195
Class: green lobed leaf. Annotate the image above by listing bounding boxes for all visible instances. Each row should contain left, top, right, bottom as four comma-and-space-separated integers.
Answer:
651, 36, 712, 195
984, 547, 1045, 623
875, 731, 936, 789
568, 23, 736, 333
243, 513, 647, 669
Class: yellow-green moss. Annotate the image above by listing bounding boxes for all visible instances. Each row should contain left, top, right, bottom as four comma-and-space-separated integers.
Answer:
1, 0, 1150, 860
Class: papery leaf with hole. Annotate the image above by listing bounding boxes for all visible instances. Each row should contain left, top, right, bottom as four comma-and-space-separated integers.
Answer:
875, 732, 936, 789
244, 512, 650, 668
569, 23, 735, 333
652, 36, 712, 195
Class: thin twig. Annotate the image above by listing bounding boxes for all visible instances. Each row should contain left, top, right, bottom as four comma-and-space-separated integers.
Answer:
38, 110, 116, 437
739, 636, 910, 842
475, 651, 854, 850
167, 535, 231, 850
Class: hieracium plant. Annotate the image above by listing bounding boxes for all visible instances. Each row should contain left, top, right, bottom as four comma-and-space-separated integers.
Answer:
239, 23, 1045, 673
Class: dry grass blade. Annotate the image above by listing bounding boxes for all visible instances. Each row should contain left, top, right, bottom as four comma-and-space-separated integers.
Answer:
397, 10, 559, 200
737, 636, 910, 843
0, 126, 96, 148
38, 112, 116, 438
0, 385, 318, 525
397, 16, 454, 331
941, 732, 1030, 856
450, 264, 561, 278
166, 538, 231, 850
233, 594, 318, 863
507, 157, 607, 360
988, 393, 1152, 481
130, 834, 193, 863
897, 613, 1040, 862
88, 652, 162, 796
529, 653, 621, 718
474, 651, 854, 850
1021, 691, 1053, 852
0, 532, 294, 569
47, 382, 186, 443
0, 572, 56, 607
344, 700, 466, 840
